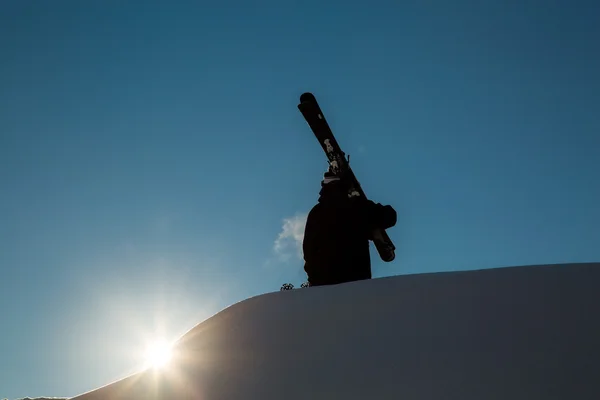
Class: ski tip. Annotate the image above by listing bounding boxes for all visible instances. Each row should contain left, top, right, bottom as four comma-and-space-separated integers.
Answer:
299, 92, 316, 104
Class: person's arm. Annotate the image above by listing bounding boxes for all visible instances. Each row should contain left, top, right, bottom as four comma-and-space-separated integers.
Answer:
363, 200, 397, 230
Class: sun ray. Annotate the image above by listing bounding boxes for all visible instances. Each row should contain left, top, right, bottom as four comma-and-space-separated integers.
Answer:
145, 339, 173, 369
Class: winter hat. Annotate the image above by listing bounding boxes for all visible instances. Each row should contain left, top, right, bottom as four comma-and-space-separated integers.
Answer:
322, 170, 340, 185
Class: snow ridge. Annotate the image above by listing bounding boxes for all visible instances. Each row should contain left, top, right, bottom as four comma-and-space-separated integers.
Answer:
72, 263, 600, 400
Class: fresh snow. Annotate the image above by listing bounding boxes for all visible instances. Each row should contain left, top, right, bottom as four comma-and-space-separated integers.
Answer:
70, 263, 600, 399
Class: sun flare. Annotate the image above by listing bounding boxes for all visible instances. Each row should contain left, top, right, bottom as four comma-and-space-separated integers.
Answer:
145, 339, 173, 369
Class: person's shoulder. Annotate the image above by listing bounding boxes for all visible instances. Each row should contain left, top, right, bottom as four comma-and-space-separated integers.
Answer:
349, 197, 375, 206
307, 201, 325, 216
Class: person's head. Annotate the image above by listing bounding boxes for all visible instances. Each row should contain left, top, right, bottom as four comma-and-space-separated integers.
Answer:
321, 169, 341, 186
319, 167, 351, 201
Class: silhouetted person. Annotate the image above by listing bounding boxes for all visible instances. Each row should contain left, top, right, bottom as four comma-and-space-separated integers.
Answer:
302, 168, 397, 286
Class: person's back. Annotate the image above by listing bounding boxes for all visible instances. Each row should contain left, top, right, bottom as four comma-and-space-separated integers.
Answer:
302, 170, 397, 286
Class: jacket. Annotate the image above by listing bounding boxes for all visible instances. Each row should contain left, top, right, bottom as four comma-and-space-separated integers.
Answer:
302, 181, 396, 286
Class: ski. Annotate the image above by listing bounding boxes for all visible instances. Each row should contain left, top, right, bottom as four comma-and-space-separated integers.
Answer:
297, 92, 396, 262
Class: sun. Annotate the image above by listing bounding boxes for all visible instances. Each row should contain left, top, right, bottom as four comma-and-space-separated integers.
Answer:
145, 339, 173, 369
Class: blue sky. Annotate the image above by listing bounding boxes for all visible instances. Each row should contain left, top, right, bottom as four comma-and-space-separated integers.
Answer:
1, 0, 599, 398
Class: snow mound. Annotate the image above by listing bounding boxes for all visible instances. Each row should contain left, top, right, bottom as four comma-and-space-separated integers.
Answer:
71, 263, 600, 399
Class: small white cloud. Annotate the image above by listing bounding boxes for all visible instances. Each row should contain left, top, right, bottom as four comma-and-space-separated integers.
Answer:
273, 213, 308, 262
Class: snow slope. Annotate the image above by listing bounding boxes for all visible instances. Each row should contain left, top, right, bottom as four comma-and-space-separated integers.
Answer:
71, 263, 600, 399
